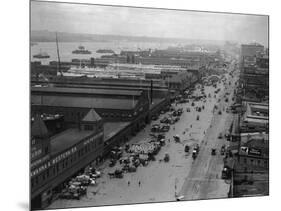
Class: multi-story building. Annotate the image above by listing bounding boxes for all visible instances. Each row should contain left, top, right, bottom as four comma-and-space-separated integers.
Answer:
239, 43, 269, 103
31, 87, 150, 124
241, 43, 264, 58
31, 109, 104, 209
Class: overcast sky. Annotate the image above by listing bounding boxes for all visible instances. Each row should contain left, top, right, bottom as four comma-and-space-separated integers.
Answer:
31, 1, 269, 46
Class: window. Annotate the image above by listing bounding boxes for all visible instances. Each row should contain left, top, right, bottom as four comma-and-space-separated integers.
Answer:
42, 173, 46, 181
98, 138, 103, 145
31, 179, 34, 188
35, 177, 39, 185
56, 163, 59, 173
31, 139, 36, 145
45, 146, 49, 154
85, 124, 93, 130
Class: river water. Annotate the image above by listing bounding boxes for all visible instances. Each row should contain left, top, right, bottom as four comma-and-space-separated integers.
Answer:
31, 41, 179, 65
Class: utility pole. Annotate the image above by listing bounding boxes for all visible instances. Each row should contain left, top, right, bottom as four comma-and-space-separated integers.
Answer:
55, 32, 63, 77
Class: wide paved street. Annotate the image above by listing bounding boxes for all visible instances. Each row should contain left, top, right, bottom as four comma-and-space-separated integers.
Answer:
49, 62, 239, 209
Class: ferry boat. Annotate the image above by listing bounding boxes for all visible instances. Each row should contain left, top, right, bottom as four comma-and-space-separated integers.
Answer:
33, 51, 50, 59
72, 45, 91, 54
96, 49, 115, 54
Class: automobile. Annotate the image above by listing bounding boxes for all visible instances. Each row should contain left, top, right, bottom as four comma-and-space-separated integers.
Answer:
151, 115, 158, 121
160, 117, 168, 123
221, 145, 226, 155
192, 150, 198, 159
221, 166, 232, 179
211, 148, 216, 155
160, 125, 170, 132
196, 115, 200, 120
173, 135, 180, 143
186, 107, 191, 112
168, 118, 175, 124
151, 124, 161, 132
89, 179, 97, 186
109, 159, 116, 167
164, 153, 170, 162
194, 144, 200, 152
218, 133, 223, 139
170, 107, 176, 112
184, 145, 190, 153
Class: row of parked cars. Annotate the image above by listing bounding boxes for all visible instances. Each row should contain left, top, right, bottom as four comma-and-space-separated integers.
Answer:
59, 167, 101, 200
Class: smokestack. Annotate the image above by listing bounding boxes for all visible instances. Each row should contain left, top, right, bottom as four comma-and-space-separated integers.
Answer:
150, 80, 153, 104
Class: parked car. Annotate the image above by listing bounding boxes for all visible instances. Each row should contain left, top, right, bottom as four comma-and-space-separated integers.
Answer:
164, 153, 170, 162
184, 145, 190, 153
151, 115, 158, 121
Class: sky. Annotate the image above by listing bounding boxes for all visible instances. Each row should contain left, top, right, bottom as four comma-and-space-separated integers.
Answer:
31, 1, 269, 46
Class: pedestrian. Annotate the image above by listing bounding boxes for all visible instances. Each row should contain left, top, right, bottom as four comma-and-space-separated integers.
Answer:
128, 181, 130, 186
138, 181, 141, 187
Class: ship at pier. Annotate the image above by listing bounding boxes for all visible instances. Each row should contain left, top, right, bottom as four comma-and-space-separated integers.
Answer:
72, 45, 91, 54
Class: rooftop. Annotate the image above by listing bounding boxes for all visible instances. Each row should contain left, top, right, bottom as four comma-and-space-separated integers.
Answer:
104, 121, 131, 141
31, 86, 142, 96
245, 102, 269, 122
31, 116, 49, 137
50, 128, 94, 156
31, 95, 138, 110
82, 109, 102, 122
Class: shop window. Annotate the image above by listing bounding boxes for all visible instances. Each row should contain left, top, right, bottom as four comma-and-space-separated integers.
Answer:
35, 177, 39, 185
56, 163, 59, 173
46, 169, 49, 178
98, 138, 103, 145
31, 179, 34, 188
42, 173, 45, 181
45, 146, 49, 154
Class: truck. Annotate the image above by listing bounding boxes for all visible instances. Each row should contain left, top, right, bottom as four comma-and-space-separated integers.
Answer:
192, 144, 200, 159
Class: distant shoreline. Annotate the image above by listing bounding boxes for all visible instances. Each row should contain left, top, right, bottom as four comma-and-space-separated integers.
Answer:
31, 30, 227, 45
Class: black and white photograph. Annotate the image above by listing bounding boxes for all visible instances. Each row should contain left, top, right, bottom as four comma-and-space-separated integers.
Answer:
29, 0, 269, 210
